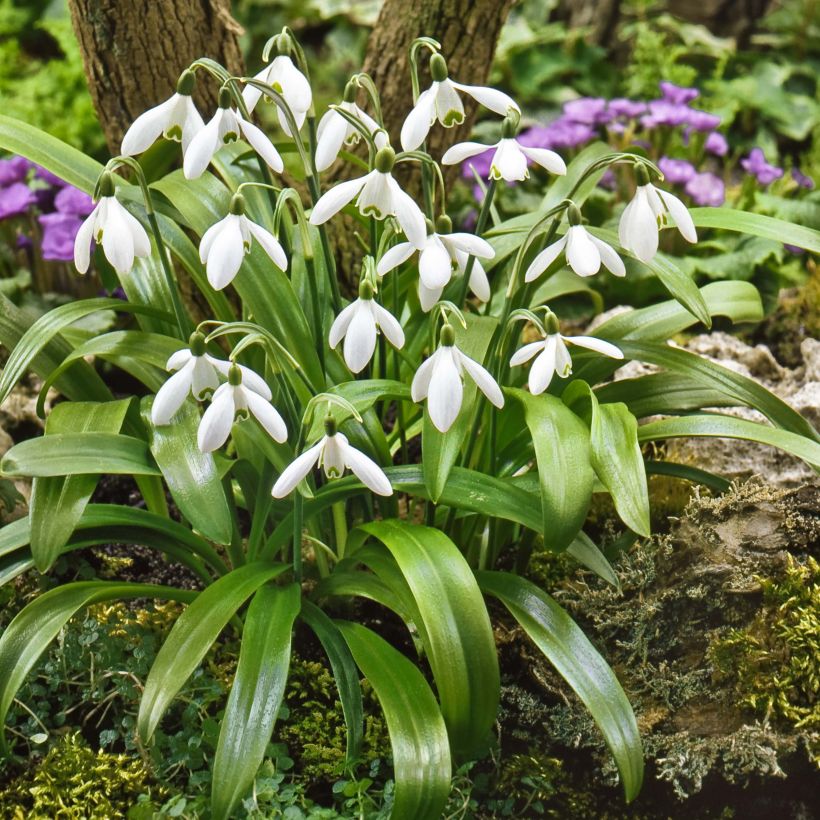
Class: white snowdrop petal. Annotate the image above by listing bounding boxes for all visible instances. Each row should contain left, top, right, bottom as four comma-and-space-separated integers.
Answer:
419, 238, 454, 289
272, 55, 313, 113
166, 348, 193, 371
320, 434, 347, 478
373, 302, 405, 349
443, 232, 495, 259
554, 335, 573, 377
387, 177, 427, 249
411, 354, 437, 401
246, 221, 288, 270
197, 385, 235, 452
238, 118, 284, 173
459, 352, 504, 408
427, 350, 463, 433
467, 258, 491, 302
199, 217, 226, 263
121, 95, 177, 155
190, 357, 220, 399
418, 281, 444, 313
441, 141, 492, 165
343, 302, 378, 373
180, 98, 204, 153
492, 140, 528, 181
207, 357, 271, 400
357, 172, 393, 219
328, 301, 358, 349
658, 188, 697, 243
565, 226, 601, 277
183, 115, 220, 179
565, 335, 624, 359
524, 236, 567, 283
589, 236, 626, 277
400, 85, 438, 152
151, 363, 194, 425
73, 208, 97, 274
101, 202, 135, 274
242, 66, 270, 113
244, 388, 288, 443
309, 175, 368, 225
450, 82, 520, 116
272, 441, 323, 497
376, 242, 415, 276
510, 342, 544, 368
520, 146, 567, 176
528, 347, 556, 395
433, 79, 465, 126
315, 111, 349, 172
119, 205, 151, 258
619, 188, 658, 263
342, 442, 393, 496
206, 216, 245, 290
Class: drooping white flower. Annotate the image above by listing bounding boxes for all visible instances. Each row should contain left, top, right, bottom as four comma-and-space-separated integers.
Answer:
197, 364, 287, 452
411, 324, 504, 433
272, 421, 392, 497
199, 194, 287, 290
525, 206, 625, 281
309, 146, 426, 249
329, 282, 405, 373
184, 89, 284, 180
315, 95, 387, 172
401, 53, 519, 151
618, 165, 697, 262
151, 335, 272, 425
377, 218, 495, 311
73, 175, 150, 276
510, 320, 623, 395
442, 136, 566, 182
121, 70, 204, 155
243, 53, 312, 137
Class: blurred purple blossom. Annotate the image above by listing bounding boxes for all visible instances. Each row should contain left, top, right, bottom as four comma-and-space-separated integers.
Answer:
686, 110, 721, 132
684, 172, 725, 206
704, 132, 728, 156
34, 166, 67, 187
55, 186, 94, 216
607, 99, 647, 119
563, 97, 610, 125
641, 100, 691, 128
38, 212, 82, 261
0, 157, 31, 186
659, 81, 699, 105
0, 183, 36, 219
658, 156, 696, 185
741, 148, 783, 185
792, 168, 814, 190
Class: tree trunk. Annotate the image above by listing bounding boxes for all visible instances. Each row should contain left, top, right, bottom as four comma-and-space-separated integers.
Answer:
67, 0, 245, 155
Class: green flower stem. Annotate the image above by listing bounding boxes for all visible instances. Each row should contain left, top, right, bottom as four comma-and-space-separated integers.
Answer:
332, 500, 348, 560
304, 253, 325, 374
455, 178, 497, 307
222, 475, 247, 568
391, 271, 408, 465
293, 491, 304, 583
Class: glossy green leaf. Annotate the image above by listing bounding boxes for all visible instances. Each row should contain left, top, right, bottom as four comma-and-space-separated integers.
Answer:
0, 581, 196, 751
141, 398, 233, 545
568, 531, 619, 588
477, 571, 643, 801
358, 520, 499, 760
509, 388, 593, 551
690, 207, 820, 254
644, 461, 730, 493
212, 583, 300, 820
1, 433, 159, 477
29, 399, 131, 571
637, 414, 820, 470
337, 621, 451, 820
138, 562, 288, 741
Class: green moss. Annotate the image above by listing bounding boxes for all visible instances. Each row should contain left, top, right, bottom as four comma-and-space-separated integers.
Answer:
710, 556, 820, 759
0, 733, 162, 819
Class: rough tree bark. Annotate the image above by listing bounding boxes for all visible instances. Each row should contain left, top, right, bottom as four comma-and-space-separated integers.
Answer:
67, 0, 245, 154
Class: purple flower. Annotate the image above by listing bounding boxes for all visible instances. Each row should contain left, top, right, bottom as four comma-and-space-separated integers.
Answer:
704, 132, 728, 156
34, 166, 67, 187
0, 156, 32, 186
607, 99, 647, 119
685, 109, 721, 132
55, 185, 94, 217
0, 182, 36, 219
38, 212, 83, 262
563, 97, 610, 125
641, 100, 691, 128
659, 81, 699, 105
792, 167, 814, 190
684, 172, 725, 206
741, 148, 783, 185
658, 156, 696, 185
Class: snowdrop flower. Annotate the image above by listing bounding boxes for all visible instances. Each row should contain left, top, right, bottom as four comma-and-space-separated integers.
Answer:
198, 364, 287, 453
243, 50, 312, 136
309, 146, 426, 249
377, 215, 495, 311
121, 70, 204, 155
199, 194, 287, 290
510, 314, 623, 395
329, 281, 405, 373
184, 88, 284, 180
151, 333, 273, 425
411, 323, 504, 433
442, 116, 566, 182
401, 53, 519, 151
315, 80, 387, 172
73, 173, 150, 275
272, 416, 392, 497
618, 164, 697, 263
525, 204, 625, 282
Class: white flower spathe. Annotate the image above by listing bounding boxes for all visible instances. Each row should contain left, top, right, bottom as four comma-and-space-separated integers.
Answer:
510, 333, 623, 395
197, 377, 287, 453
199, 213, 287, 291
121, 92, 204, 156
401, 78, 519, 151
618, 183, 697, 263
184, 106, 283, 180
524, 225, 625, 281
271, 431, 392, 497
315, 101, 387, 172
377, 231, 495, 311
411, 342, 504, 433
73, 195, 150, 276
242, 55, 312, 136
329, 296, 405, 374
309, 169, 427, 249
151, 348, 272, 425
442, 138, 566, 182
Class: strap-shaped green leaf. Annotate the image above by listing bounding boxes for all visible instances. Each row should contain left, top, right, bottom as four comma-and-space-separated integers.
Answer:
0, 581, 196, 751
212, 583, 300, 820
689, 207, 820, 253
336, 621, 451, 820
138, 562, 288, 741
476, 570, 643, 802
645, 460, 730, 493
357, 520, 499, 760
638, 414, 820, 470
1, 433, 159, 477
141, 398, 233, 545
29, 399, 131, 571
509, 388, 593, 551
